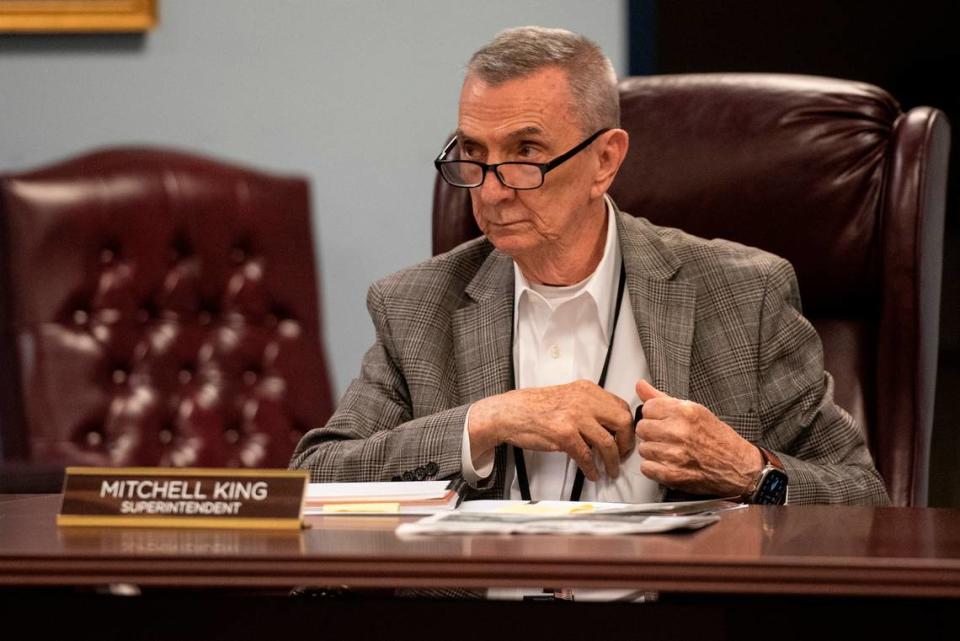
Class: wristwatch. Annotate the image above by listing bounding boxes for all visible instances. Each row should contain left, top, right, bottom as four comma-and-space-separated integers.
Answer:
743, 446, 788, 505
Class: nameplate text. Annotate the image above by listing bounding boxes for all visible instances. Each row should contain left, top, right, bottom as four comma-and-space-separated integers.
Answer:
58, 467, 308, 529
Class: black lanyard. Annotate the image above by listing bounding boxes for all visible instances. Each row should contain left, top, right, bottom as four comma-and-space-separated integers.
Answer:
514, 261, 627, 502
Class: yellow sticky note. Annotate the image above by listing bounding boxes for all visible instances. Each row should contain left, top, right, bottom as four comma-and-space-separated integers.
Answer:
321, 502, 400, 514
500, 503, 595, 515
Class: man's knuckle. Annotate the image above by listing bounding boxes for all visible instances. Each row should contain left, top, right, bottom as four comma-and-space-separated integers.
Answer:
669, 447, 687, 466
663, 467, 685, 485
577, 447, 592, 465
672, 420, 690, 439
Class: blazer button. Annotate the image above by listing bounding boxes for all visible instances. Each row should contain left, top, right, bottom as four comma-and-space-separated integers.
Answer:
414, 466, 426, 480
401, 471, 414, 481
425, 462, 439, 476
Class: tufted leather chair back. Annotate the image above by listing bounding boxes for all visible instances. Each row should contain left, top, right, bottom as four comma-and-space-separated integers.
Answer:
432, 74, 950, 507
0, 147, 334, 485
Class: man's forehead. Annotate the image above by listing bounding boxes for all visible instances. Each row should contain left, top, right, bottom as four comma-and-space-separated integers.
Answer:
457, 69, 579, 141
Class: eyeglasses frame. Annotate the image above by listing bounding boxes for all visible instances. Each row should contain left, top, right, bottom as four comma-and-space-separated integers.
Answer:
434, 127, 611, 190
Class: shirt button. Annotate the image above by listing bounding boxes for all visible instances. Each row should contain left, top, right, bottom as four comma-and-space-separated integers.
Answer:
549, 344, 560, 359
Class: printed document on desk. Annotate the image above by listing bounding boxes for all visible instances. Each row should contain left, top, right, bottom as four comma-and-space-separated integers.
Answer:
395, 498, 741, 536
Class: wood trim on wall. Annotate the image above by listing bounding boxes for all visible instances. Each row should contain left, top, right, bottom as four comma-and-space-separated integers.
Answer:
0, 0, 156, 32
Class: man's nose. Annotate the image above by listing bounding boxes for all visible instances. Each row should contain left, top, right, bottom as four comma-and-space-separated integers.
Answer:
477, 167, 514, 205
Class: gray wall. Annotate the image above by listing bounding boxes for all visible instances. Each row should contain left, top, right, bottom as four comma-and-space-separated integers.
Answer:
0, 0, 626, 399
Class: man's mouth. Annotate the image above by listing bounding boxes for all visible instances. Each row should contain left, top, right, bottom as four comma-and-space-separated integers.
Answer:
485, 218, 526, 227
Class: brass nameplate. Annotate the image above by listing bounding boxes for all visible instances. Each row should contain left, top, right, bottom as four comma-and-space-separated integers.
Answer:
57, 467, 308, 530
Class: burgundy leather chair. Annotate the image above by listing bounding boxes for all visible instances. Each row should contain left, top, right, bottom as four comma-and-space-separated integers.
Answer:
0, 148, 334, 491
433, 74, 950, 507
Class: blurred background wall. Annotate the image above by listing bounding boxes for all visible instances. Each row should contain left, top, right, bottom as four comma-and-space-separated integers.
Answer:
0, 0, 628, 400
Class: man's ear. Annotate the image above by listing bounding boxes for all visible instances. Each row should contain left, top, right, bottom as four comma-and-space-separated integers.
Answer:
590, 128, 629, 199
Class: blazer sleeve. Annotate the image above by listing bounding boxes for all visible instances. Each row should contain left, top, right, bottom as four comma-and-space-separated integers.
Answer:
289, 280, 470, 483
755, 259, 890, 505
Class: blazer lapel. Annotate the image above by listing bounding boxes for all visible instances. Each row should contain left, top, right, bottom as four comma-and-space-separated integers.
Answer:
615, 209, 697, 400
452, 246, 515, 403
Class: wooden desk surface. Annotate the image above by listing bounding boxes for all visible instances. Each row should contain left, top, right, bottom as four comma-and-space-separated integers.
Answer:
2, 494, 959, 597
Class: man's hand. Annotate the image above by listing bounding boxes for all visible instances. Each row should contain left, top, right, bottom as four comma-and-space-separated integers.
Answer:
468, 380, 634, 481
635, 380, 763, 496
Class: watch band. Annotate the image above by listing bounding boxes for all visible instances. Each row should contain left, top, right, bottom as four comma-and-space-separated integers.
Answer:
743, 445, 788, 504
758, 446, 785, 472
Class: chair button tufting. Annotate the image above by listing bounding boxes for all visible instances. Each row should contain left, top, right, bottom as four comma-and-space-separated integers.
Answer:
278, 320, 301, 339
225, 429, 240, 444
230, 247, 247, 263
85, 432, 102, 447
178, 368, 193, 384
99, 248, 115, 264
242, 370, 258, 385
73, 309, 89, 324
112, 368, 128, 384
158, 429, 173, 445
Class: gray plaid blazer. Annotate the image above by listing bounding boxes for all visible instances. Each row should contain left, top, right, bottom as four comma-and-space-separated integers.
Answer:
292, 207, 889, 505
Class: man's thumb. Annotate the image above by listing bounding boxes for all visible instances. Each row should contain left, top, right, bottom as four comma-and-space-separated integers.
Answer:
636, 379, 667, 401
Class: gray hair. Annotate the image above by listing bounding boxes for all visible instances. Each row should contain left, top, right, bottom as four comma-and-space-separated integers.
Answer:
466, 26, 620, 132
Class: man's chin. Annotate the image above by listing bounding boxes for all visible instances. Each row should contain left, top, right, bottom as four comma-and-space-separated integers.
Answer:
483, 231, 537, 257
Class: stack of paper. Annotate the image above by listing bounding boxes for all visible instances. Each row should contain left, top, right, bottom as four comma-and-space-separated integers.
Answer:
304, 480, 463, 515
395, 498, 742, 536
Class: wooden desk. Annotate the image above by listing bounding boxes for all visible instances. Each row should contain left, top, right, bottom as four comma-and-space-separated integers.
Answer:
1, 495, 958, 640
1, 494, 959, 596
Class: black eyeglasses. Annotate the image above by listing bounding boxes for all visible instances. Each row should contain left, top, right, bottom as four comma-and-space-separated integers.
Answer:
434, 128, 610, 190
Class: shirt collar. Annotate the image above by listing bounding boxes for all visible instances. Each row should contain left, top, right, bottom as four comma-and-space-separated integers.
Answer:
512, 196, 622, 341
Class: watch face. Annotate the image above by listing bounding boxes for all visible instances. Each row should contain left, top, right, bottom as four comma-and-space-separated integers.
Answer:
755, 469, 788, 505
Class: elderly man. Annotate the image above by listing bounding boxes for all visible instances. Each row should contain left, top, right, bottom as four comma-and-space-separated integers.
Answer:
291, 26, 888, 507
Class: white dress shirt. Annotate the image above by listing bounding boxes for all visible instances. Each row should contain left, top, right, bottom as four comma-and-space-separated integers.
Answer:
462, 197, 660, 504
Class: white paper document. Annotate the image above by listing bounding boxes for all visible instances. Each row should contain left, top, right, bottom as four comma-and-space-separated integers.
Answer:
395, 499, 739, 536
